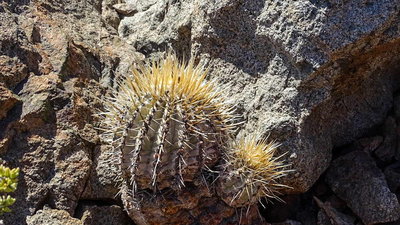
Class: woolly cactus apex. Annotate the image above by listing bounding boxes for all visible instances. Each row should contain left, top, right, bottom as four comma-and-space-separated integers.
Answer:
218, 132, 291, 207
99, 53, 237, 193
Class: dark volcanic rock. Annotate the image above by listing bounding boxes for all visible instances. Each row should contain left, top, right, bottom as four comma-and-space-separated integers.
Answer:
326, 151, 400, 224
374, 116, 397, 162
384, 162, 400, 192
354, 136, 383, 154
314, 197, 355, 225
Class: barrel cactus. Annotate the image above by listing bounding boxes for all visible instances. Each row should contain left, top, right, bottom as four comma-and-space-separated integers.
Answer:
217, 132, 291, 208
99, 54, 239, 224
99, 53, 291, 224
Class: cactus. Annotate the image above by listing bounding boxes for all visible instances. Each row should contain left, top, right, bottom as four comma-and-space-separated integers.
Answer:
218, 132, 291, 208
99, 54, 239, 224
0, 165, 19, 215
99, 53, 291, 224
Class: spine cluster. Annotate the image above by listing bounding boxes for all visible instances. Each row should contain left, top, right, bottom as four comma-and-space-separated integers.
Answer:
218, 133, 291, 207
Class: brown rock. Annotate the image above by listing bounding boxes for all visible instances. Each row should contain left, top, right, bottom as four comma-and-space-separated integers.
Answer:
0, 84, 19, 120
81, 145, 120, 200
49, 130, 92, 214
26, 208, 82, 225
0, 55, 28, 89
79, 205, 133, 225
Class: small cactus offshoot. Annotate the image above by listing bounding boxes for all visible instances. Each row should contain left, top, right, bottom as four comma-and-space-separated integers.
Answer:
218, 132, 291, 207
99, 53, 236, 193
0, 165, 19, 215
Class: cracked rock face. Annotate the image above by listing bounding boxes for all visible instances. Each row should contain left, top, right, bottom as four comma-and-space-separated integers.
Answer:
1, 0, 400, 224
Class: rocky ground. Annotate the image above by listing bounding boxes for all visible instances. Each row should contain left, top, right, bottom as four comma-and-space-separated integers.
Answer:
263, 94, 400, 225
0, 0, 400, 224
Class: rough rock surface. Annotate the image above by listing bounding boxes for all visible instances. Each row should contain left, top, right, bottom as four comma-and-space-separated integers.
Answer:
78, 205, 133, 225
0, 0, 141, 224
26, 208, 82, 225
326, 151, 400, 224
0, 0, 400, 224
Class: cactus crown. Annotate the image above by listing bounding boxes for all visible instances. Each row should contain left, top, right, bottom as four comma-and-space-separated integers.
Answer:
220, 132, 291, 207
100, 54, 236, 142
99, 53, 237, 192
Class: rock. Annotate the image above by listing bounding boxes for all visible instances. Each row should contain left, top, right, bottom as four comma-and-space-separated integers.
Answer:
0, 55, 28, 89
81, 145, 120, 200
396, 127, 400, 161
326, 151, 400, 224
271, 220, 303, 225
263, 195, 301, 222
26, 208, 82, 225
384, 162, 400, 192
17, 74, 59, 129
314, 197, 355, 225
393, 95, 400, 120
79, 205, 132, 225
118, 0, 192, 56
374, 116, 397, 162
113, 3, 137, 15
353, 136, 383, 153
102, 2, 120, 30
317, 210, 354, 225
49, 130, 92, 214
0, 84, 19, 120
119, 0, 400, 194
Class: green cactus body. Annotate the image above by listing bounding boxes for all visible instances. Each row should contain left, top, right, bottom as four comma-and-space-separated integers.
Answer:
118, 98, 222, 191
